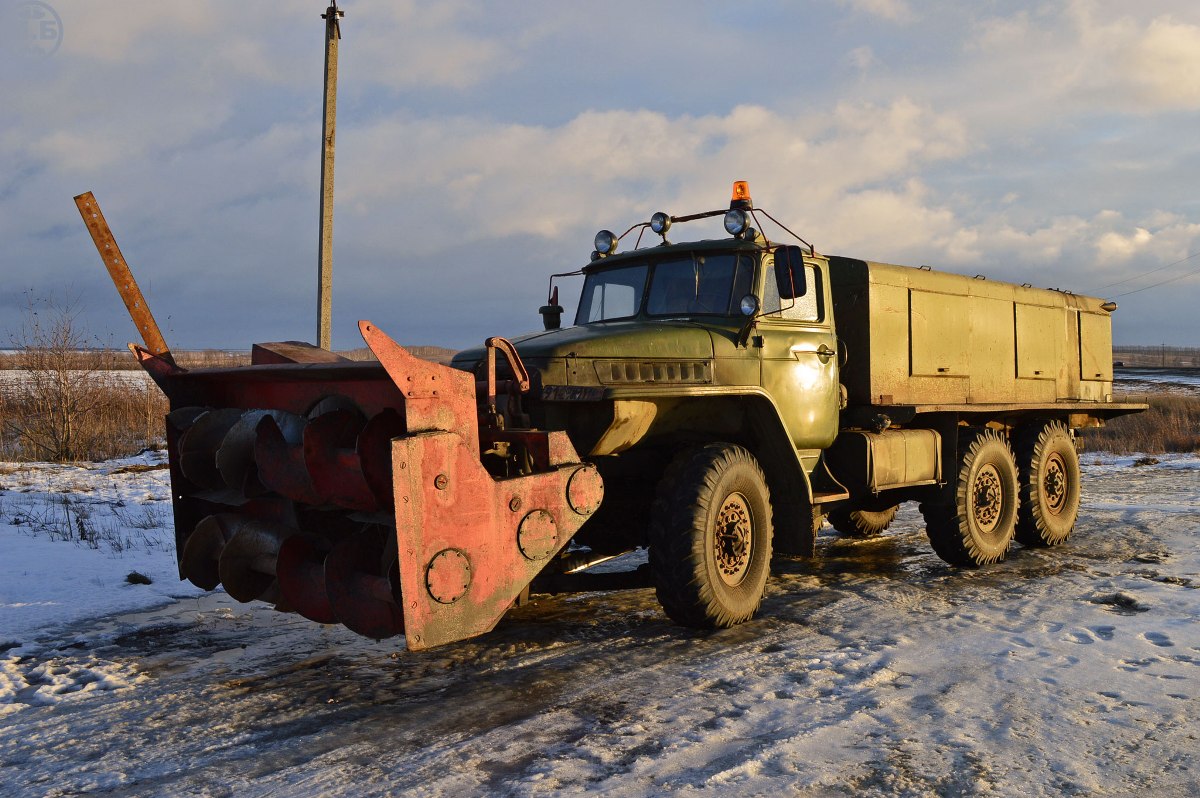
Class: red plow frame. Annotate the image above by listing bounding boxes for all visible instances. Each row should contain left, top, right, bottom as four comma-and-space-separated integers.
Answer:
136, 324, 601, 649
77, 190, 602, 649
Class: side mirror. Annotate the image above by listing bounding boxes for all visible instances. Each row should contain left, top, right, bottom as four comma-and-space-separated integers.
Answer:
774, 245, 807, 300
539, 285, 564, 330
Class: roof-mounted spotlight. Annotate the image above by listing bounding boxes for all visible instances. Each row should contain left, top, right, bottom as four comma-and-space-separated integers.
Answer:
650, 212, 672, 236
724, 208, 750, 237
594, 229, 618, 257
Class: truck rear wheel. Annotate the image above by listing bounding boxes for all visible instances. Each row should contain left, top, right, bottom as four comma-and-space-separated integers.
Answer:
921, 428, 1018, 567
649, 443, 773, 628
828, 505, 899, 538
1014, 421, 1080, 547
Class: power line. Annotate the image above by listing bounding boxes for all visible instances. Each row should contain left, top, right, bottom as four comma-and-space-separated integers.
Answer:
1110, 262, 1200, 298
1087, 249, 1200, 294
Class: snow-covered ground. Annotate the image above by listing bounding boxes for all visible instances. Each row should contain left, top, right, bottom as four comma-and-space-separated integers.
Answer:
1114, 367, 1200, 397
0, 451, 1197, 796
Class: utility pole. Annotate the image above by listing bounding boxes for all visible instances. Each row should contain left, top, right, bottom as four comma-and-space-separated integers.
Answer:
317, 1, 343, 350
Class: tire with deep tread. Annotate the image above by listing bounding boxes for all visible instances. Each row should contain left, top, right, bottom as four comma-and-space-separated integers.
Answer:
1014, 421, 1080, 547
828, 506, 899, 538
649, 443, 773, 629
921, 428, 1018, 567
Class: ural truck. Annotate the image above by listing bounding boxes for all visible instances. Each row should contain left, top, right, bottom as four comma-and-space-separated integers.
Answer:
77, 184, 1144, 650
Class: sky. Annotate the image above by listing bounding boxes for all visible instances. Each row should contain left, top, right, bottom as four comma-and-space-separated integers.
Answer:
3, 0, 1200, 350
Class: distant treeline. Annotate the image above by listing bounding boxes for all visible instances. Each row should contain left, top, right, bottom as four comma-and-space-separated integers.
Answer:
1113, 346, 1200, 368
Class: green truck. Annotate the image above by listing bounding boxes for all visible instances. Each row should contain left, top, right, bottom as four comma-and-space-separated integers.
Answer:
85, 184, 1145, 648
450, 181, 1144, 630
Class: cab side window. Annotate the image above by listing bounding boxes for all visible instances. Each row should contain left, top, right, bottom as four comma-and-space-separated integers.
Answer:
763, 261, 823, 322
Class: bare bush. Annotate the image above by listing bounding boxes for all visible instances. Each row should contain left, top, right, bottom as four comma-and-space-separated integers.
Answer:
2, 296, 168, 462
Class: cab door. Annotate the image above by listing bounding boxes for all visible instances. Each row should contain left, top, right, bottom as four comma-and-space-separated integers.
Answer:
756, 248, 840, 452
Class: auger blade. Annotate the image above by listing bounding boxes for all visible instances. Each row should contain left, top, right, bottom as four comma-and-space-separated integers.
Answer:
276, 535, 336, 624
324, 525, 404, 640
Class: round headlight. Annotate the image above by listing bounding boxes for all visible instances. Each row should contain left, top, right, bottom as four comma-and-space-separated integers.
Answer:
650, 212, 671, 235
740, 294, 760, 316
594, 230, 618, 256
724, 209, 749, 236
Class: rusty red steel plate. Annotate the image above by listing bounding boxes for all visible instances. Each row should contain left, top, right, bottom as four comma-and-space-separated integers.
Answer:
392, 429, 603, 651
360, 321, 478, 444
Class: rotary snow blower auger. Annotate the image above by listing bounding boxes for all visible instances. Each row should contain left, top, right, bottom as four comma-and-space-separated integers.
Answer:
76, 192, 602, 650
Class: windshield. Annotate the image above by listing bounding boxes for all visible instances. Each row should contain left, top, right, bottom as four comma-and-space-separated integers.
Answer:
574, 252, 753, 324
575, 264, 648, 323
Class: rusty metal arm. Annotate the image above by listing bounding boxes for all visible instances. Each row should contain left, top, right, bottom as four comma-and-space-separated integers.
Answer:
74, 191, 176, 366
484, 336, 530, 427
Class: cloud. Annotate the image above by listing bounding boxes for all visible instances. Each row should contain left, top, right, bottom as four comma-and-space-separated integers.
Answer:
967, 2, 1200, 114
333, 99, 970, 253
347, 1, 520, 91
846, 46, 878, 74
1115, 16, 1200, 110
837, 0, 913, 23
4, 2, 1200, 347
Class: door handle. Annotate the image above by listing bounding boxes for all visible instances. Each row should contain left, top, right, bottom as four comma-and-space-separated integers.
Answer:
788, 343, 836, 361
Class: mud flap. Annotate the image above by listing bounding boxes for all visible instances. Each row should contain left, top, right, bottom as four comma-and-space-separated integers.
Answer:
392, 430, 602, 651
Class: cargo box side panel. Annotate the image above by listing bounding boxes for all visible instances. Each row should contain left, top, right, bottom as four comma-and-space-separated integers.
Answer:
1079, 311, 1113, 400
870, 282, 914, 402
901, 289, 969, 404
830, 257, 1116, 409
967, 294, 1017, 403
910, 290, 970, 378
1015, 303, 1066, 403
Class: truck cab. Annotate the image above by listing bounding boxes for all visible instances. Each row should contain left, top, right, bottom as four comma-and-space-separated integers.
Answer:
452, 220, 841, 473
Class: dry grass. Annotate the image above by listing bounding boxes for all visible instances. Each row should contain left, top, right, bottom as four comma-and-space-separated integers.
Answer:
1082, 395, 1200, 454
2, 296, 171, 462
172, 350, 250, 369
0, 378, 168, 462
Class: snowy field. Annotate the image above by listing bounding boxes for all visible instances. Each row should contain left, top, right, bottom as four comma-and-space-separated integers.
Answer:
0, 369, 153, 400
1114, 368, 1200, 397
0, 451, 1198, 796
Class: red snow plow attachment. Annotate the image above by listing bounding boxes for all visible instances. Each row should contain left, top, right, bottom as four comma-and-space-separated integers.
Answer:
76, 191, 601, 650
136, 323, 601, 650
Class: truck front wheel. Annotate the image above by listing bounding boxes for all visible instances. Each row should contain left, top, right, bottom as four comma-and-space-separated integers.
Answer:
1014, 421, 1080, 547
649, 444, 774, 628
921, 428, 1018, 567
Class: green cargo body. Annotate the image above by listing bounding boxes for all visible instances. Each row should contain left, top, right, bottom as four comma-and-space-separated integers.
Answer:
829, 256, 1116, 409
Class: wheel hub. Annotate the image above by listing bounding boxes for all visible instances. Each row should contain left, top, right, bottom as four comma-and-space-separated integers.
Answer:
1043, 453, 1067, 515
972, 464, 1003, 532
714, 492, 753, 586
